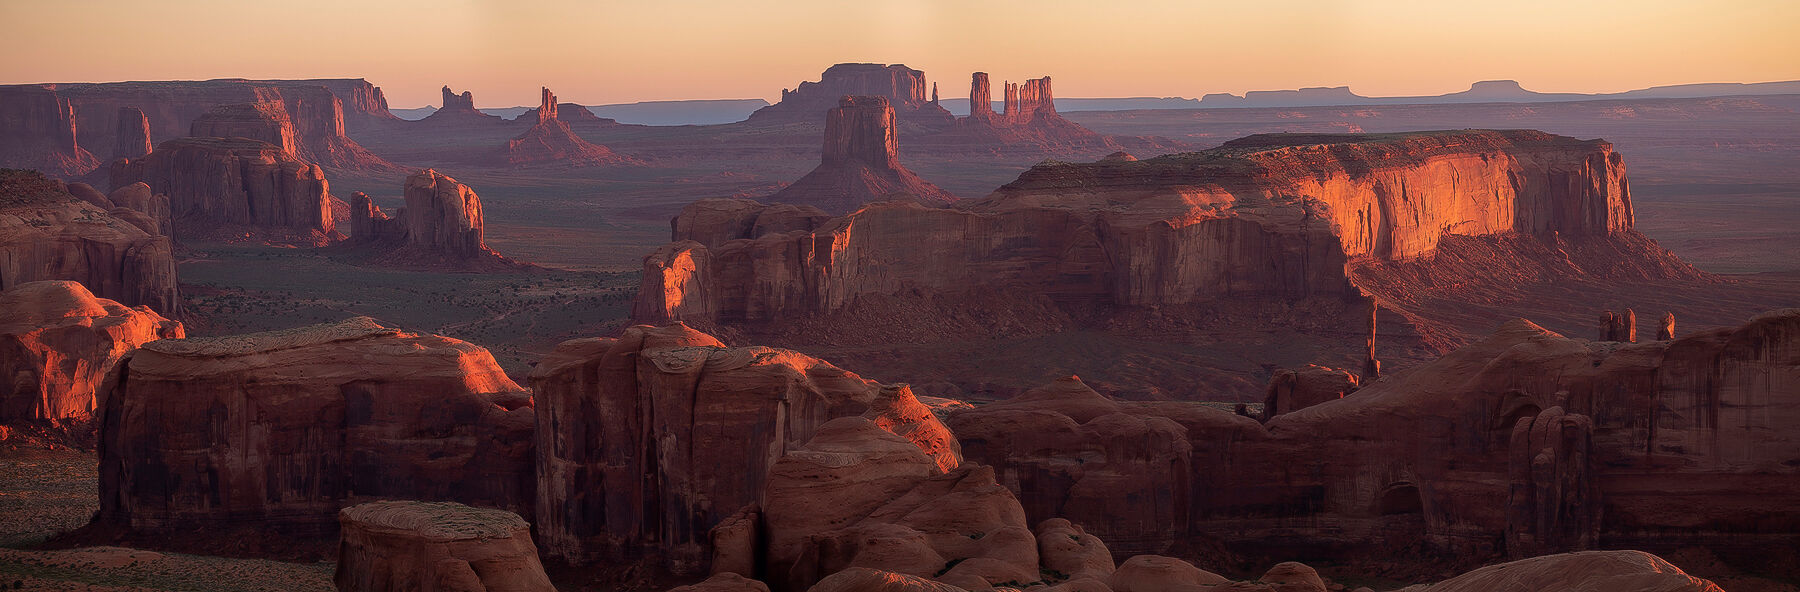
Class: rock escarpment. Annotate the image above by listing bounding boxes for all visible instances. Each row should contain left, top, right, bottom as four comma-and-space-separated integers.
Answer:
762, 95, 955, 214
528, 323, 961, 573
638, 130, 1639, 329
0, 86, 101, 176
97, 317, 536, 534
8, 79, 396, 171
0, 281, 183, 424
748, 63, 954, 127
113, 107, 153, 160
346, 169, 523, 269
109, 136, 337, 244
502, 87, 631, 166
0, 170, 179, 313
334, 501, 554, 592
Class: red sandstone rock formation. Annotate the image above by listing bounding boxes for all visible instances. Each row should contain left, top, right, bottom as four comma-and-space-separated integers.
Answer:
1415, 550, 1722, 592
0, 281, 182, 424
934, 73, 1114, 154
98, 317, 536, 534
189, 102, 299, 155
748, 63, 954, 127
1261, 365, 1358, 419
501, 87, 632, 166
758, 419, 1034, 590
670, 573, 770, 592
343, 169, 523, 269
334, 501, 554, 592
514, 101, 617, 125
422, 85, 503, 124
110, 136, 338, 245
0, 170, 179, 313
0, 86, 101, 176
13, 80, 397, 171
761, 95, 955, 213
113, 107, 153, 160
528, 323, 961, 573
1505, 406, 1597, 558
106, 182, 172, 237
638, 131, 1640, 331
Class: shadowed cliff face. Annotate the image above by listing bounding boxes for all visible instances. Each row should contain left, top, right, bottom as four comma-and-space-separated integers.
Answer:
109, 136, 337, 244
0, 86, 101, 176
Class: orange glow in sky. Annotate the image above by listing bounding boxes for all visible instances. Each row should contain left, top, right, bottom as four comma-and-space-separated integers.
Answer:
3, 0, 1796, 108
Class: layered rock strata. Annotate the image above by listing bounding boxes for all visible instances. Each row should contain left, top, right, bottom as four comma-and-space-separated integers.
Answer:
0, 281, 183, 423
113, 107, 153, 160
334, 501, 554, 592
189, 102, 299, 155
761, 95, 955, 214
0, 170, 179, 312
529, 323, 961, 572
97, 317, 536, 533
638, 131, 1636, 330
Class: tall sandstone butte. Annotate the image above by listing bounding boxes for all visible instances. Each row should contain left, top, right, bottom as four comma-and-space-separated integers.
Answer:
422, 85, 503, 124
110, 136, 337, 244
0, 170, 180, 314
8, 79, 397, 171
345, 169, 523, 270
943, 73, 1113, 152
761, 95, 956, 214
98, 317, 536, 535
501, 87, 631, 166
0, 281, 183, 424
188, 102, 299, 156
113, 106, 153, 160
0, 86, 102, 176
748, 63, 955, 127
529, 323, 960, 573
640, 130, 1634, 327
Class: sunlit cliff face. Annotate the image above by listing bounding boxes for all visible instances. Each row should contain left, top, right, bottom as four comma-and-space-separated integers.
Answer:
4, 0, 1796, 107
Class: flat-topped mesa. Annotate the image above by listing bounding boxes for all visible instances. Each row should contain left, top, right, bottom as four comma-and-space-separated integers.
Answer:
114, 107, 153, 160
109, 136, 337, 245
500, 87, 632, 166
334, 501, 555, 592
0, 281, 184, 424
0, 86, 101, 176
637, 130, 1648, 329
760, 95, 955, 214
747, 63, 955, 127
99, 317, 536, 535
189, 102, 299, 156
0, 170, 180, 313
8, 79, 397, 171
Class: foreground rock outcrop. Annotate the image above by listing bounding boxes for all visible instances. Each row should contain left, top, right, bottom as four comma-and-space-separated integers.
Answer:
0, 86, 101, 176
0, 169, 179, 313
502, 87, 631, 166
98, 317, 535, 534
529, 323, 961, 573
748, 63, 954, 127
1405, 550, 1722, 592
335, 501, 554, 592
763, 95, 955, 213
0, 281, 182, 424
109, 136, 337, 244
346, 169, 524, 269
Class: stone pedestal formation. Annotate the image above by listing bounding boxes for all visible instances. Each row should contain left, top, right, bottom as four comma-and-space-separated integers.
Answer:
761, 95, 955, 213
334, 501, 554, 592
501, 87, 630, 166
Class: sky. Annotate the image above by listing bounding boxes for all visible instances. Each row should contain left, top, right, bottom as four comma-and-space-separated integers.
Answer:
3, 0, 1796, 108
